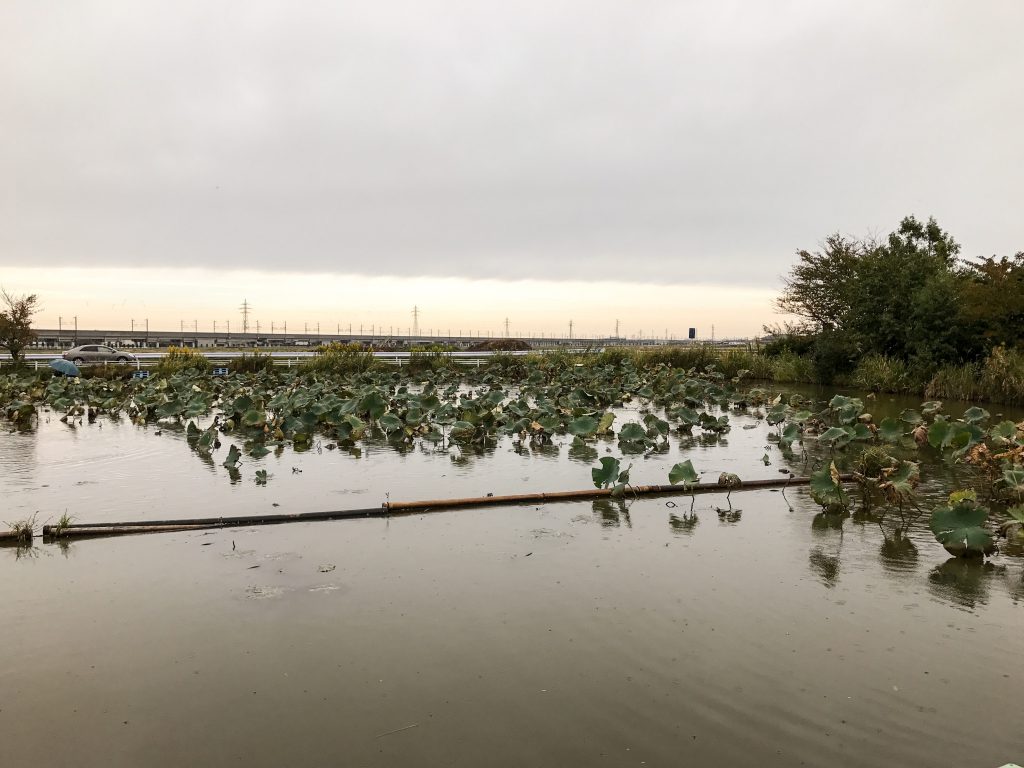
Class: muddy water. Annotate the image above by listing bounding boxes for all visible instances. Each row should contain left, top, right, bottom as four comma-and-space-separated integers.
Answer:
1, 389, 1022, 767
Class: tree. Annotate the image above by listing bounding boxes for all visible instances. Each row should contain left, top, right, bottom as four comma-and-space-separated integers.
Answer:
0, 289, 39, 364
777, 216, 971, 366
776, 234, 863, 331
960, 253, 1024, 350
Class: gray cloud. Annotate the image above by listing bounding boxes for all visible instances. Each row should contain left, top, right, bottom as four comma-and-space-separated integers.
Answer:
2, 0, 1021, 285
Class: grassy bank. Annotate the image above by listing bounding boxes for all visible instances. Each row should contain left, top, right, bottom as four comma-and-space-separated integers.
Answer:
547, 344, 1024, 406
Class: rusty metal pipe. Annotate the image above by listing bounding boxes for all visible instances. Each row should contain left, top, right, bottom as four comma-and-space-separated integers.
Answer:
42, 474, 847, 539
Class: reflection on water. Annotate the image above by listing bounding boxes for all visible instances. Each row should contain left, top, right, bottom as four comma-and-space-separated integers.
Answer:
879, 532, 919, 573
928, 557, 996, 610
808, 546, 841, 587
592, 498, 631, 528
668, 511, 699, 535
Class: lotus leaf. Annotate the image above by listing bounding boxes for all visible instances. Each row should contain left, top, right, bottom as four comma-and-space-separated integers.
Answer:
818, 426, 853, 448
618, 423, 647, 442
899, 409, 922, 426
1001, 468, 1024, 496
592, 456, 622, 489
962, 406, 990, 424
881, 461, 919, 504
929, 499, 995, 557
378, 413, 404, 434
878, 417, 905, 443
222, 444, 241, 468
810, 462, 847, 510
668, 460, 699, 487
567, 416, 599, 437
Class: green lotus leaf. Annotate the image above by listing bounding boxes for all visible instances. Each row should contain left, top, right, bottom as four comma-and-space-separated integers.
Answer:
878, 417, 904, 442
567, 416, 599, 438
929, 499, 994, 557
810, 462, 847, 509
1001, 468, 1024, 495
780, 423, 801, 446
899, 409, 922, 425
618, 423, 647, 442
358, 391, 388, 420
378, 413, 403, 434
242, 409, 266, 428
222, 444, 241, 468
819, 426, 852, 447
668, 459, 699, 487
592, 456, 622, 489
962, 406, 990, 424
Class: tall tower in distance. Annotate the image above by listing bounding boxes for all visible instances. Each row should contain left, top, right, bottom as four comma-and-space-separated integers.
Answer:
412, 305, 420, 336
240, 299, 251, 334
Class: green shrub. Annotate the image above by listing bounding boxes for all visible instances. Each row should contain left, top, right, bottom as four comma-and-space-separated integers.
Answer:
769, 351, 816, 383
810, 332, 857, 385
763, 333, 816, 358
851, 354, 918, 393
229, 351, 275, 374
407, 345, 458, 373
154, 346, 211, 377
300, 342, 377, 375
978, 346, 1024, 404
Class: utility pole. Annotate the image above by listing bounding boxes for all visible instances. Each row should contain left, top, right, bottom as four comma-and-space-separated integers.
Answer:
131, 318, 135, 334
240, 299, 251, 334
615, 319, 619, 339
569, 319, 573, 340
58, 316, 62, 347
412, 305, 420, 336
711, 324, 715, 344
504, 317, 510, 338
74, 316, 78, 344
145, 318, 149, 346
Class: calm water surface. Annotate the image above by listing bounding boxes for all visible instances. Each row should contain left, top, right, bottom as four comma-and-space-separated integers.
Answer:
1, 389, 1021, 767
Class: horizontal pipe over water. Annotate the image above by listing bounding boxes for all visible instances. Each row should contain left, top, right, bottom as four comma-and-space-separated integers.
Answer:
42, 474, 848, 540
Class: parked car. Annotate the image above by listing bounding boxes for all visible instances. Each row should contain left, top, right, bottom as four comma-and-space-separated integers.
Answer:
62, 345, 137, 364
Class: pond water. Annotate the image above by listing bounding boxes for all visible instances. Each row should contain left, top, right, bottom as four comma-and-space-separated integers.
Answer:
1, 387, 1022, 767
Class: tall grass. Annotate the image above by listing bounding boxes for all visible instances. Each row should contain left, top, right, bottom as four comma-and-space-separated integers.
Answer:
299, 342, 377, 375
766, 351, 816, 383
153, 346, 211, 376
229, 351, 275, 374
407, 345, 460, 373
926, 347, 1024, 405
850, 354, 919, 393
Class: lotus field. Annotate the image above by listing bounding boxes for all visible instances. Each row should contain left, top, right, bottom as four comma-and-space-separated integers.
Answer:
2, 355, 1023, 560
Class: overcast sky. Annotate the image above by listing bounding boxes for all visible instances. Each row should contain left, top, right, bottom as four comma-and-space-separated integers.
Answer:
1, 1, 1022, 334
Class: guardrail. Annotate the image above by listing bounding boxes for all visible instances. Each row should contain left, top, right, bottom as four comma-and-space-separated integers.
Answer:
0, 348, 596, 372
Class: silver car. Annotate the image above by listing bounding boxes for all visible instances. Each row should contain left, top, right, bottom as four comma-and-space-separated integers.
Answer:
62, 344, 137, 364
